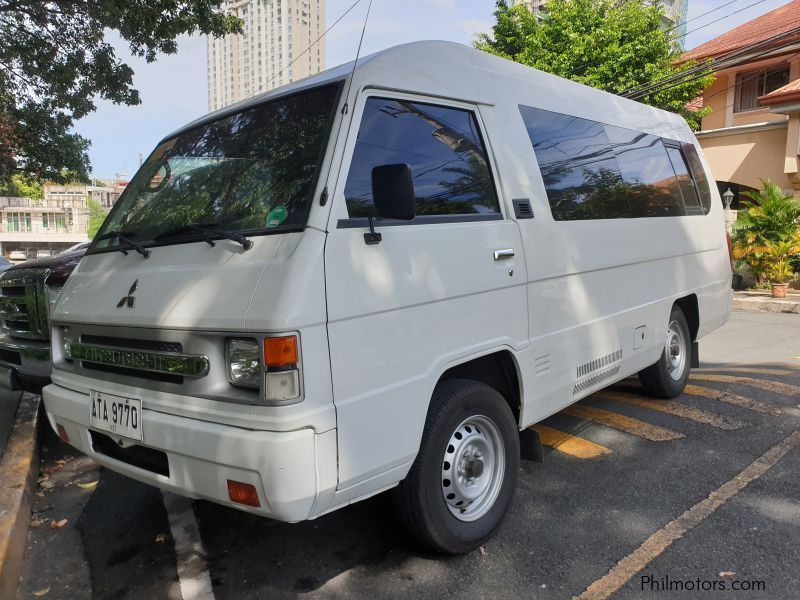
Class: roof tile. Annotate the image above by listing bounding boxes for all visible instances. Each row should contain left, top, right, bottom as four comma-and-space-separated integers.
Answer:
682, 0, 800, 63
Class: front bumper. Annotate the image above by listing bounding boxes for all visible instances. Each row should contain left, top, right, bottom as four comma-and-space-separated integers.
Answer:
42, 382, 337, 522
0, 334, 51, 392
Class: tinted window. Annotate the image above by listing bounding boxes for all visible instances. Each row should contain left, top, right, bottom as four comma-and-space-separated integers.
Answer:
519, 106, 624, 220
605, 126, 684, 217
344, 98, 499, 218
681, 143, 713, 214
665, 146, 704, 215
520, 105, 709, 220
92, 83, 341, 253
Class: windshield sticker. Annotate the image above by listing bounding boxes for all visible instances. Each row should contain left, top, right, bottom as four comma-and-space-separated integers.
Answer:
267, 205, 288, 227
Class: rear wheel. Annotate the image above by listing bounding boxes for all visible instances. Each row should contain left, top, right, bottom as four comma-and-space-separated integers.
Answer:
638, 305, 692, 398
392, 379, 519, 554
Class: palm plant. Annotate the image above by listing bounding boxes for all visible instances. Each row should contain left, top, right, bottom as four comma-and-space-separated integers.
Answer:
763, 232, 800, 284
731, 180, 800, 284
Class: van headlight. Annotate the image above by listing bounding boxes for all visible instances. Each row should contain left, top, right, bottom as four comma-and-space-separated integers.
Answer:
225, 339, 261, 389
61, 327, 74, 361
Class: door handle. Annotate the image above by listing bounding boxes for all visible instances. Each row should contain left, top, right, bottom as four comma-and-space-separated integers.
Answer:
493, 249, 515, 261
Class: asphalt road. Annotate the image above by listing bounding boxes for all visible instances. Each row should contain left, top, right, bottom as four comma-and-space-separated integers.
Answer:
16, 311, 800, 599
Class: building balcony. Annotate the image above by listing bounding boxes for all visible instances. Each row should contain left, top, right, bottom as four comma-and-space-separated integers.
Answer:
0, 197, 83, 210
0, 225, 88, 243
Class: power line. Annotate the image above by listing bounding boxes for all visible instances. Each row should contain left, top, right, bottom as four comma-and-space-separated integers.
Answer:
622, 24, 800, 100
262, 0, 365, 91
695, 49, 800, 114
663, 0, 743, 36
625, 22, 800, 97
679, 0, 770, 41
628, 35, 800, 101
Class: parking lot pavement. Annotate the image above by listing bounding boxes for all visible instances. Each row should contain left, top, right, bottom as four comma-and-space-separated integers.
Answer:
15, 313, 800, 599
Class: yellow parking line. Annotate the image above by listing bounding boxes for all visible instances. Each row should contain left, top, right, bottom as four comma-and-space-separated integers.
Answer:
594, 391, 748, 431
531, 425, 612, 459
684, 384, 782, 416
563, 405, 685, 442
700, 366, 798, 378
575, 430, 800, 600
690, 373, 800, 397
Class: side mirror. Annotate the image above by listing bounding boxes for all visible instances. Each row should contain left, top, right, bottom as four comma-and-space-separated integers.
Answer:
371, 164, 416, 221
364, 164, 415, 245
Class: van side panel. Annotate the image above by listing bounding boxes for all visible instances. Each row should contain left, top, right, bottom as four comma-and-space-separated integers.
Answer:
475, 101, 731, 428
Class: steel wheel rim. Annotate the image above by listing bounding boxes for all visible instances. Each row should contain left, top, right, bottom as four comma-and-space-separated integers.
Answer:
666, 319, 687, 381
441, 414, 505, 522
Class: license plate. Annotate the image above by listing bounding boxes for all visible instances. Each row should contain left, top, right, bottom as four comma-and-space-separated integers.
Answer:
89, 390, 143, 441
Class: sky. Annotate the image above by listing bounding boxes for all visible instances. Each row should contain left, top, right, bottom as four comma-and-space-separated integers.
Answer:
74, 0, 793, 179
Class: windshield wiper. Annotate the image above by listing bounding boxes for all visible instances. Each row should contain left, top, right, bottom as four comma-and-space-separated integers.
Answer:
95, 231, 152, 258
156, 223, 253, 251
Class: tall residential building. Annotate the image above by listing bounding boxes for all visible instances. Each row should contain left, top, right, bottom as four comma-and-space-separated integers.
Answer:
207, 0, 325, 112
514, 0, 690, 44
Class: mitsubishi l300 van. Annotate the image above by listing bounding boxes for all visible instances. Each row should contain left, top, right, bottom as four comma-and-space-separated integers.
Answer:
43, 42, 732, 554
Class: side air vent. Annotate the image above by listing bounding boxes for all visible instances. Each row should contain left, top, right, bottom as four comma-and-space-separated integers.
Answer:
577, 349, 623, 378
573, 365, 620, 395
513, 199, 534, 219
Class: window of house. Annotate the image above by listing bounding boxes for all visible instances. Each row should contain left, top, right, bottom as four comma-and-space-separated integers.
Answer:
7, 212, 32, 232
344, 97, 500, 220
734, 66, 790, 112
42, 213, 65, 229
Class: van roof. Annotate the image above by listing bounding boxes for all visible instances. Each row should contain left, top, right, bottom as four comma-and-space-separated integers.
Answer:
167, 40, 691, 144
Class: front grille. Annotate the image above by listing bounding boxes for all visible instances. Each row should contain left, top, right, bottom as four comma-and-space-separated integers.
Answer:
0, 268, 50, 340
90, 431, 170, 476
80, 335, 183, 354
83, 361, 183, 384
1, 286, 25, 297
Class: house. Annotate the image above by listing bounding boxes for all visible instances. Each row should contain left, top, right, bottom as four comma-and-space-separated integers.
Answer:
685, 0, 800, 206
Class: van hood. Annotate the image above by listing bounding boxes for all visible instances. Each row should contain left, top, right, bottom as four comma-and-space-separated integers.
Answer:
53, 232, 317, 332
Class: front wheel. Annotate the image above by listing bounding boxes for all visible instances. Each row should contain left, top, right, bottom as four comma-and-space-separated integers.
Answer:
392, 379, 519, 554
638, 305, 692, 398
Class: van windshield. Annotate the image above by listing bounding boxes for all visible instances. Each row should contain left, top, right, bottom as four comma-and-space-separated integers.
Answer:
90, 83, 341, 253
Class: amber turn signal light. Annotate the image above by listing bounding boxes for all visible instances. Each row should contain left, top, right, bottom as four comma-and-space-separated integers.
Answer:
264, 336, 298, 367
227, 480, 261, 507
56, 423, 69, 443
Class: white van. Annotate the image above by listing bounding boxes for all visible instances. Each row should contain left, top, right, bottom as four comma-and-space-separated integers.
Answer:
43, 42, 732, 554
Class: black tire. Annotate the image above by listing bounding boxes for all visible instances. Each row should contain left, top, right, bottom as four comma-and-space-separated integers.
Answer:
392, 378, 519, 554
638, 305, 692, 399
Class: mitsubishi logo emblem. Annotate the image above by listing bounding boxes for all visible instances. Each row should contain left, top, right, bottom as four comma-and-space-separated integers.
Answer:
117, 280, 138, 308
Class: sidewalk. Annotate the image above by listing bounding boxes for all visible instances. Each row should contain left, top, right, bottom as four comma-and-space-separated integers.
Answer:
0, 394, 40, 600
733, 289, 800, 314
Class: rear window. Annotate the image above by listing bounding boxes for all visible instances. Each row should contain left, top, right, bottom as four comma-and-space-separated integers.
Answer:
519, 105, 710, 221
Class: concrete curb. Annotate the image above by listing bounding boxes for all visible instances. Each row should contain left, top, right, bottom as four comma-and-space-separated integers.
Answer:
0, 394, 40, 600
733, 296, 800, 314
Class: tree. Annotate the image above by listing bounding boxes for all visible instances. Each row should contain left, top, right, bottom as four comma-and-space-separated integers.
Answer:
0, 1, 242, 184
87, 197, 109, 238
475, 0, 714, 129
0, 172, 43, 198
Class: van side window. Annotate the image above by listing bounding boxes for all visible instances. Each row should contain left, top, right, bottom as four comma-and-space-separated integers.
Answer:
519, 105, 709, 220
344, 98, 500, 219
665, 145, 704, 215
680, 143, 714, 214
604, 126, 686, 218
